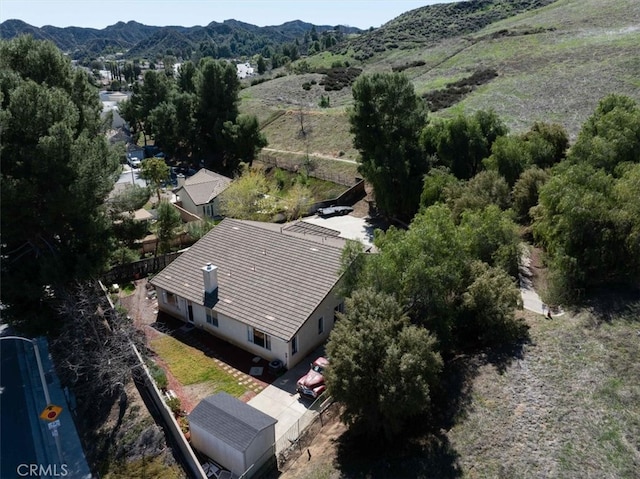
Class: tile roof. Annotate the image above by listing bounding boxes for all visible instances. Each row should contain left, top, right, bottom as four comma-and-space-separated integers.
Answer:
176, 168, 232, 206
150, 218, 344, 341
189, 392, 276, 452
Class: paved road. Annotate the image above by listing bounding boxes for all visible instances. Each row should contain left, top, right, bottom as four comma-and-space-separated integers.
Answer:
116, 164, 148, 188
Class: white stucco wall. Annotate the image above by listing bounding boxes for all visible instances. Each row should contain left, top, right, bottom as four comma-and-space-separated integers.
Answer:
190, 423, 245, 476
155, 283, 345, 369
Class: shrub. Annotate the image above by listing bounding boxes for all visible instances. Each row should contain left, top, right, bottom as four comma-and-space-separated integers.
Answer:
166, 396, 181, 415
149, 362, 168, 390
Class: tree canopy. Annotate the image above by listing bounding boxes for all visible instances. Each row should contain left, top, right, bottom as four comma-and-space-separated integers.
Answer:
0, 36, 119, 331
349, 72, 428, 221
325, 288, 443, 441
120, 58, 266, 174
531, 95, 640, 303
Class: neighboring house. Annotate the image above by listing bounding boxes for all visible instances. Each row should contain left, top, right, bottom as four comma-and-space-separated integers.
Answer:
236, 62, 254, 79
189, 392, 277, 478
150, 218, 346, 369
174, 168, 232, 219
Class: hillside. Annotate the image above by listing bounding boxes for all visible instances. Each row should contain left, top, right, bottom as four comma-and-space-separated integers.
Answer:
241, 0, 640, 163
0, 18, 361, 60
341, 0, 558, 61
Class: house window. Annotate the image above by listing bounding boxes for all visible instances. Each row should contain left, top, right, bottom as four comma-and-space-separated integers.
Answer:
318, 316, 324, 334
334, 302, 345, 322
292, 335, 298, 355
206, 310, 218, 327
248, 327, 271, 350
163, 291, 178, 308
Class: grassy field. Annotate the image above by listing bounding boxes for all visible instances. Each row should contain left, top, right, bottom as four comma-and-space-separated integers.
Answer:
448, 303, 640, 478
149, 335, 249, 397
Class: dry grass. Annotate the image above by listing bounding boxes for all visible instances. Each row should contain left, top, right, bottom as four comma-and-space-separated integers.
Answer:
447, 304, 640, 478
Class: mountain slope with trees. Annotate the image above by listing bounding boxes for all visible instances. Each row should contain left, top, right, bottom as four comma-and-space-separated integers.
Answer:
0, 18, 361, 61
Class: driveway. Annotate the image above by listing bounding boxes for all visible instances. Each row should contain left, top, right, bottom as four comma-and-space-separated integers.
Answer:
248, 346, 326, 453
302, 214, 378, 249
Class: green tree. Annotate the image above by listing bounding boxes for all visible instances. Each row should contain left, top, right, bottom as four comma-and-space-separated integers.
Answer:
420, 166, 459, 209
512, 167, 549, 223
484, 135, 530, 186
221, 115, 268, 169
0, 36, 119, 331
460, 261, 525, 345
154, 200, 182, 255
325, 288, 442, 442
256, 55, 266, 74
532, 163, 627, 302
349, 72, 428, 220
569, 94, 640, 174
139, 158, 170, 203
524, 121, 568, 169
459, 205, 521, 276
428, 110, 508, 180
449, 170, 511, 219
195, 58, 240, 167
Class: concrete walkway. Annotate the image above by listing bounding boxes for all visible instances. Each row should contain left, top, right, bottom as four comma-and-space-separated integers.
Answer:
248, 347, 326, 453
519, 247, 564, 317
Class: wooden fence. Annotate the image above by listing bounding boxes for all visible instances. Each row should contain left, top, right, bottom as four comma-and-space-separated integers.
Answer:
102, 251, 184, 284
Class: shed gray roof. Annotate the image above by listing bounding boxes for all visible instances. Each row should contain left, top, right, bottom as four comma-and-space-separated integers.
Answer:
189, 393, 276, 452
176, 168, 232, 206
150, 218, 344, 341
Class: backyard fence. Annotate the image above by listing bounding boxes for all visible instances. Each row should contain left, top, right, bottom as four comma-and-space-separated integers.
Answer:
276, 395, 337, 472
102, 251, 184, 284
258, 153, 357, 186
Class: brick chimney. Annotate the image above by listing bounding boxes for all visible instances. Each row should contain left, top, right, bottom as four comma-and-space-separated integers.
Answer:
202, 263, 218, 294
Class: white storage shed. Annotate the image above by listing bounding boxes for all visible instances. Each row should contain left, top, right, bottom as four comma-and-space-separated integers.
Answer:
189, 393, 277, 478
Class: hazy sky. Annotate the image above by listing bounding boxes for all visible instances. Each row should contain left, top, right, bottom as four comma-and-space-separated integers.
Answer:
1, 0, 457, 30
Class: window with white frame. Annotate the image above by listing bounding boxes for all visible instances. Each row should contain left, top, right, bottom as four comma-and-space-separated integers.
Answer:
206, 310, 218, 327
334, 302, 345, 322
292, 335, 298, 355
248, 327, 271, 350
318, 316, 324, 334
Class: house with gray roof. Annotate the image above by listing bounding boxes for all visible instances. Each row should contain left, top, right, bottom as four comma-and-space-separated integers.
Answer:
189, 392, 276, 478
150, 218, 346, 369
174, 168, 232, 219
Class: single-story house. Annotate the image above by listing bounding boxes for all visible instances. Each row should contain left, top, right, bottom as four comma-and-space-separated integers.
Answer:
189, 392, 277, 478
149, 218, 346, 369
174, 168, 232, 219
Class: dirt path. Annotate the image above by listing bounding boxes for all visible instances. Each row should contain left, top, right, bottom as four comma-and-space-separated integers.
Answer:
263, 147, 357, 164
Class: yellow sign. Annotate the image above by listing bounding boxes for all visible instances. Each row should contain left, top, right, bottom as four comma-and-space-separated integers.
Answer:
40, 404, 63, 422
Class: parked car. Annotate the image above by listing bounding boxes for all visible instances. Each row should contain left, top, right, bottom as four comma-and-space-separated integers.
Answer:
127, 156, 141, 168
317, 205, 353, 218
296, 357, 329, 398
